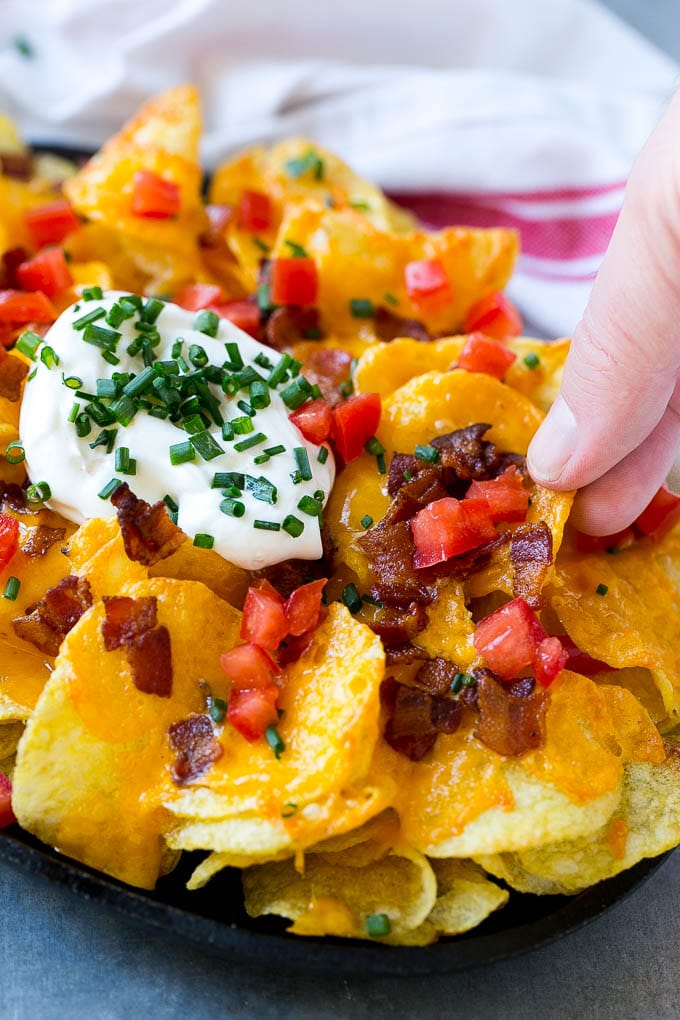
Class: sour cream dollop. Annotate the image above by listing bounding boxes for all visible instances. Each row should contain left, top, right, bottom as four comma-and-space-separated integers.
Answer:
20, 292, 335, 570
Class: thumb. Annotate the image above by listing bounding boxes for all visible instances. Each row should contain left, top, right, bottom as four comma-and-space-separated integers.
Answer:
528, 91, 680, 520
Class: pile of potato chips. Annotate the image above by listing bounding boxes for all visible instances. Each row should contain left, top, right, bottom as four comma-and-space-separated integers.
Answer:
2, 87, 680, 947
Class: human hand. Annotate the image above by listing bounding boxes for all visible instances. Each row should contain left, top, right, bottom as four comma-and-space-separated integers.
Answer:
527, 90, 680, 535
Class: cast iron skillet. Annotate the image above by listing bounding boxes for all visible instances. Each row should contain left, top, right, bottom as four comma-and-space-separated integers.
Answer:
0, 142, 670, 975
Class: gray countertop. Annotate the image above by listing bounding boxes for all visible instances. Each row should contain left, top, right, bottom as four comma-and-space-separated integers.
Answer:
2, 3, 680, 1018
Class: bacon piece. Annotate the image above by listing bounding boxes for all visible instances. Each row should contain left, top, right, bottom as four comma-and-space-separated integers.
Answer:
0, 153, 34, 180
101, 595, 158, 651
511, 521, 553, 609
254, 559, 318, 600
474, 670, 547, 756
0, 355, 28, 401
496, 452, 529, 484
414, 657, 461, 696
111, 483, 184, 566
430, 531, 511, 581
169, 713, 222, 784
0, 483, 35, 515
383, 467, 449, 526
381, 676, 462, 761
128, 625, 173, 697
264, 306, 322, 351
374, 305, 431, 344
20, 525, 66, 558
300, 347, 352, 406
369, 602, 428, 645
430, 423, 502, 482
358, 518, 436, 607
13, 575, 93, 656
387, 453, 422, 497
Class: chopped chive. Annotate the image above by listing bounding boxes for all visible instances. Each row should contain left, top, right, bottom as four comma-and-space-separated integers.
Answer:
219, 422, 234, 443
293, 447, 312, 481
284, 149, 324, 181
342, 583, 362, 614
414, 444, 440, 464
190, 430, 225, 461
237, 399, 256, 418
384, 291, 399, 306
450, 672, 466, 694
12, 35, 34, 58
122, 365, 155, 398
317, 445, 329, 464
171, 339, 183, 359
222, 485, 242, 498
193, 309, 219, 337
108, 394, 137, 426
2, 576, 20, 600
290, 470, 302, 485
303, 327, 322, 340
212, 471, 244, 490
253, 453, 269, 465
283, 238, 309, 258
365, 436, 384, 458
253, 520, 281, 531
96, 378, 118, 399
596, 583, 609, 596
264, 444, 285, 458
231, 415, 254, 435
40, 346, 59, 369
254, 353, 273, 370
163, 495, 179, 515
246, 475, 278, 505
523, 352, 541, 370
282, 515, 304, 537
189, 344, 209, 368
220, 497, 245, 517
105, 303, 129, 328
98, 478, 121, 500
350, 199, 371, 212
234, 432, 267, 452
62, 374, 83, 390
349, 297, 374, 318
183, 413, 207, 435
169, 441, 195, 466
89, 428, 118, 453
140, 297, 164, 324
73, 307, 106, 330
114, 447, 136, 475
193, 533, 215, 550
100, 349, 119, 367
74, 414, 92, 438
366, 913, 391, 938
27, 368, 36, 381
268, 353, 293, 387
362, 594, 383, 608
208, 696, 227, 724
16, 330, 42, 361
280, 375, 313, 410
281, 802, 298, 818
82, 323, 121, 348
265, 724, 286, 758
250, 380, 271, 410
376, 453, 386, 474
25, 481, 51, 503
67, 402, 80, 424
338, 379, 353, 398
4, 440, 25, 465
233, 365, 266, 390
81, 286, 103, 302
224, 342, 244, 371
297, 494, 323, 517
252, 236, 270, 253
360, 515, 373, 530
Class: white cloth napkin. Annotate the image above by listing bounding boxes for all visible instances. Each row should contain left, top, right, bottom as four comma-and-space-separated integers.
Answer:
0, 0, 678, 337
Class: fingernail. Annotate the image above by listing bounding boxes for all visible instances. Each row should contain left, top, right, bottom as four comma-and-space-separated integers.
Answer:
527, 396, 578, 483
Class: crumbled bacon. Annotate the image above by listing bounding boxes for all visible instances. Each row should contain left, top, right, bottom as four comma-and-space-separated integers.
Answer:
0, 355, 29, 402
299, 347, 352, 406
111, 483, 184, 566
430, 424, 502, 481
101, 595, 158, 651
169, 713, 222, 784
368, 602, 428, 645
0, 483, 35, 515
358, 518, 436, 607
128, 626, 173, 697
374, 305, 431, 344
383, 467, 449, 526
414, 657, 461, 696
0, 153, 34, 180
387, 453, 421, 497
384, 642, 430, 666
20, 525, 66, 558
264, 306, 322, 351
254, 559, 318, 600
496, 452, 529, 484
381, 676, 462, 761
13, 575, 93, 656
474, 670, 547, 756
511, 521, 553, 609
430, 531, 511, 581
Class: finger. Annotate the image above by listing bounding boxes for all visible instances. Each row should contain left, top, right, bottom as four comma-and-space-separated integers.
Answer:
570, 390, 680, 534
528, 91, 680, 492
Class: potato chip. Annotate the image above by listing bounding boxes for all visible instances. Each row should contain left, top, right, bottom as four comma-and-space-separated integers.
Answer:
243, 843, 437, 942
505, 338, 569, 411
64, 517, 148, 598
12, 577, 241, 888
478, 742, 680, 895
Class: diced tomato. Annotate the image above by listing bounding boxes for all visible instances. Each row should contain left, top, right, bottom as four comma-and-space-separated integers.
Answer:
227, 685, 280, 742
0, 772, 15, 829
466, 466, 529, 523
0, 513, 20, 572
0, 290, 56, 325
220, 642, 280, 690
332, 392, 381, 463
289, 398, 334, 445
24, 199, 80, 249
2, 247, 29, 288
634, 486, 680, 542
131, 169, 181, 219
270, 257, 318, 307
209, 299, 261, 338
473, 597, 547, 681
200, 204, 233, 247
463, 291, 522, 340
237, 190, 273, 232
457, 332, 516, 381
285, 579, 327, 637
533, 636, 568, 689
559, 635, 615, 676
411, 497, 497, 569
404, 259, 451, 305
173, 283, 223, 311
241, 584, 289, 651
16, 247, 73, 299
575, 527, 635, 554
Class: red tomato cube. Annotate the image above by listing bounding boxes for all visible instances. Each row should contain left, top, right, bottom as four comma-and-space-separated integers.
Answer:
533, 636, 568, 688
173, 283, 223, 311
457, 332, 516, 381
473, 597, 547, 680
285, 579, 327, 637
404, 259, 451, 303
289, 398, 334, 445
332, 392, 381, 463
237, 190, 273, 232
227, 685, 280, 742
240, 585, 289, 651
0, 290, 56, 324
16, 247, 73, 299
634, 486, 680, 542
411, 497, 497, 569
220, 642, 279, 690
466, 466, 529, 523
270, 257, 318, 307
131, 170, 181, 219
24, 200, 80, 248
0, 513, 19, 572
210, 299, 261, 338
463, 291, 522, 339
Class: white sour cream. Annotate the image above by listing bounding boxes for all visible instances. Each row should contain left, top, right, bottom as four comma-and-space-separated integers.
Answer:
20, 292, 335, 570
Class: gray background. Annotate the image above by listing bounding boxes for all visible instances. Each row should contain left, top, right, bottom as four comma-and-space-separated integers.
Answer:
2, 3, 680, 1018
